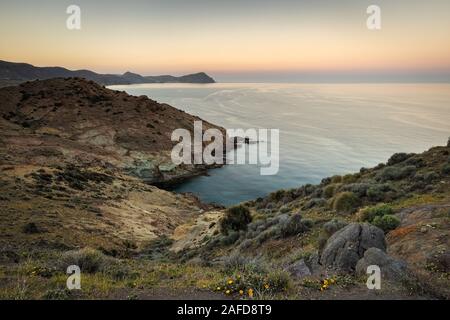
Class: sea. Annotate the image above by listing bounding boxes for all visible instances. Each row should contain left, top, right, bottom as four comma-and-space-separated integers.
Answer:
108, 83, 450, 206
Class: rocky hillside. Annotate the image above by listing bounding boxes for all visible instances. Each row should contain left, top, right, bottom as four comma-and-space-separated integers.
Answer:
0, 79, 448, 299
0, 78, 225, 185
172, 141, 450, 299
0, 78, 226, 254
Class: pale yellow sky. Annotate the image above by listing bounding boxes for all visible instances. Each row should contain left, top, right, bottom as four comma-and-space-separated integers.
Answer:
1, 0, 450, 80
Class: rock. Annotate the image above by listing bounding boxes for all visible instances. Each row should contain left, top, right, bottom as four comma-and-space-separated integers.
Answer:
356, 248, 409, 282
285, 259, 311, 279
320, 223, 386, 272
305, 252, 322, 275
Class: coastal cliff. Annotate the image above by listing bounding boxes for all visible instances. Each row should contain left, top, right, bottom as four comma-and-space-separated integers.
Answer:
0, 78, 227, 255
0, 78, 224, 185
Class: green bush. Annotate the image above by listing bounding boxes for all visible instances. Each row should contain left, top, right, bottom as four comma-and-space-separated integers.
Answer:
42, 288, 71, 300
269, 190, 286, 202
330, 175, 342, 183
332, 192, 360, 213
302, 218, 314, 229
414, 171, 439, 183
342, 174, 359, 184
279, 214, 309, 237
357, 204, 394, 222
372, 215, 400, 233
223, 253, 252, 270
343, 183, 370, 197
59, 248, 113, 274
387, 153, 414, 166
220, 266, 291, 297
265, 270, 291, 292
380, 165, 416, 181
255, 228, 278, 245
366, 185, 385, 201
220, 205, 252, 235
101, 262, 134, 280
323, 184, 338, 198
219, 231, 240, 245
442, 164, 450, 175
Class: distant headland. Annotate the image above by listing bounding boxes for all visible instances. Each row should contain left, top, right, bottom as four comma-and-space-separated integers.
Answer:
0, 60, 216, 87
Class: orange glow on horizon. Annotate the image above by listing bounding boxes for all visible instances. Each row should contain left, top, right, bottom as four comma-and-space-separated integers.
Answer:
1, 1, 450, 76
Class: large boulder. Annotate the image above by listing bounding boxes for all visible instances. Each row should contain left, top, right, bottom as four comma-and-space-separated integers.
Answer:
320, 223, 386, 272
356, 248, 409, 282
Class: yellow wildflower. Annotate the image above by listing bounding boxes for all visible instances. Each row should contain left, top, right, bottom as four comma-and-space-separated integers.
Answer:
228, 280, 234, 285
248, 288, 254, 298
323, 279, 329, 286
225, 290, 231, 295
239, 290, 244, 295
217, 287, 221, 291
264, 284, 270, 289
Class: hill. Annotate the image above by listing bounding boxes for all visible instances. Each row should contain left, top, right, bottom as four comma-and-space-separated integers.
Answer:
0, 78, 448, 299
0, 60, 215, 87
172, 140, 450, 299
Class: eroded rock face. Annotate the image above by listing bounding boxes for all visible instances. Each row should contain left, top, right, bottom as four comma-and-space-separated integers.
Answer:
356, 248, 409, 282
320, 223, 386, 272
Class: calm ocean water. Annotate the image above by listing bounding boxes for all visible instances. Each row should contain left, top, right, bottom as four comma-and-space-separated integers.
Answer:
109, 83, 450, 206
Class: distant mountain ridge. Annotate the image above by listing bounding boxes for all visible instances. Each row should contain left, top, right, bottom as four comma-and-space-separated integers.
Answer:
0, 60, 216, 85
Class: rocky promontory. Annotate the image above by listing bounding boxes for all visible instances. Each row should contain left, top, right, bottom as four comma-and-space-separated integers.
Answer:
0, 78, 225, 185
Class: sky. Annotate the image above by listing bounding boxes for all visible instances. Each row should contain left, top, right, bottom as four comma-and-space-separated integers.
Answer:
1, 0, 450, 82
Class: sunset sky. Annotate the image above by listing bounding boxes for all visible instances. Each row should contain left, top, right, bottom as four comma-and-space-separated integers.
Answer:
1, 0, 450, 82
